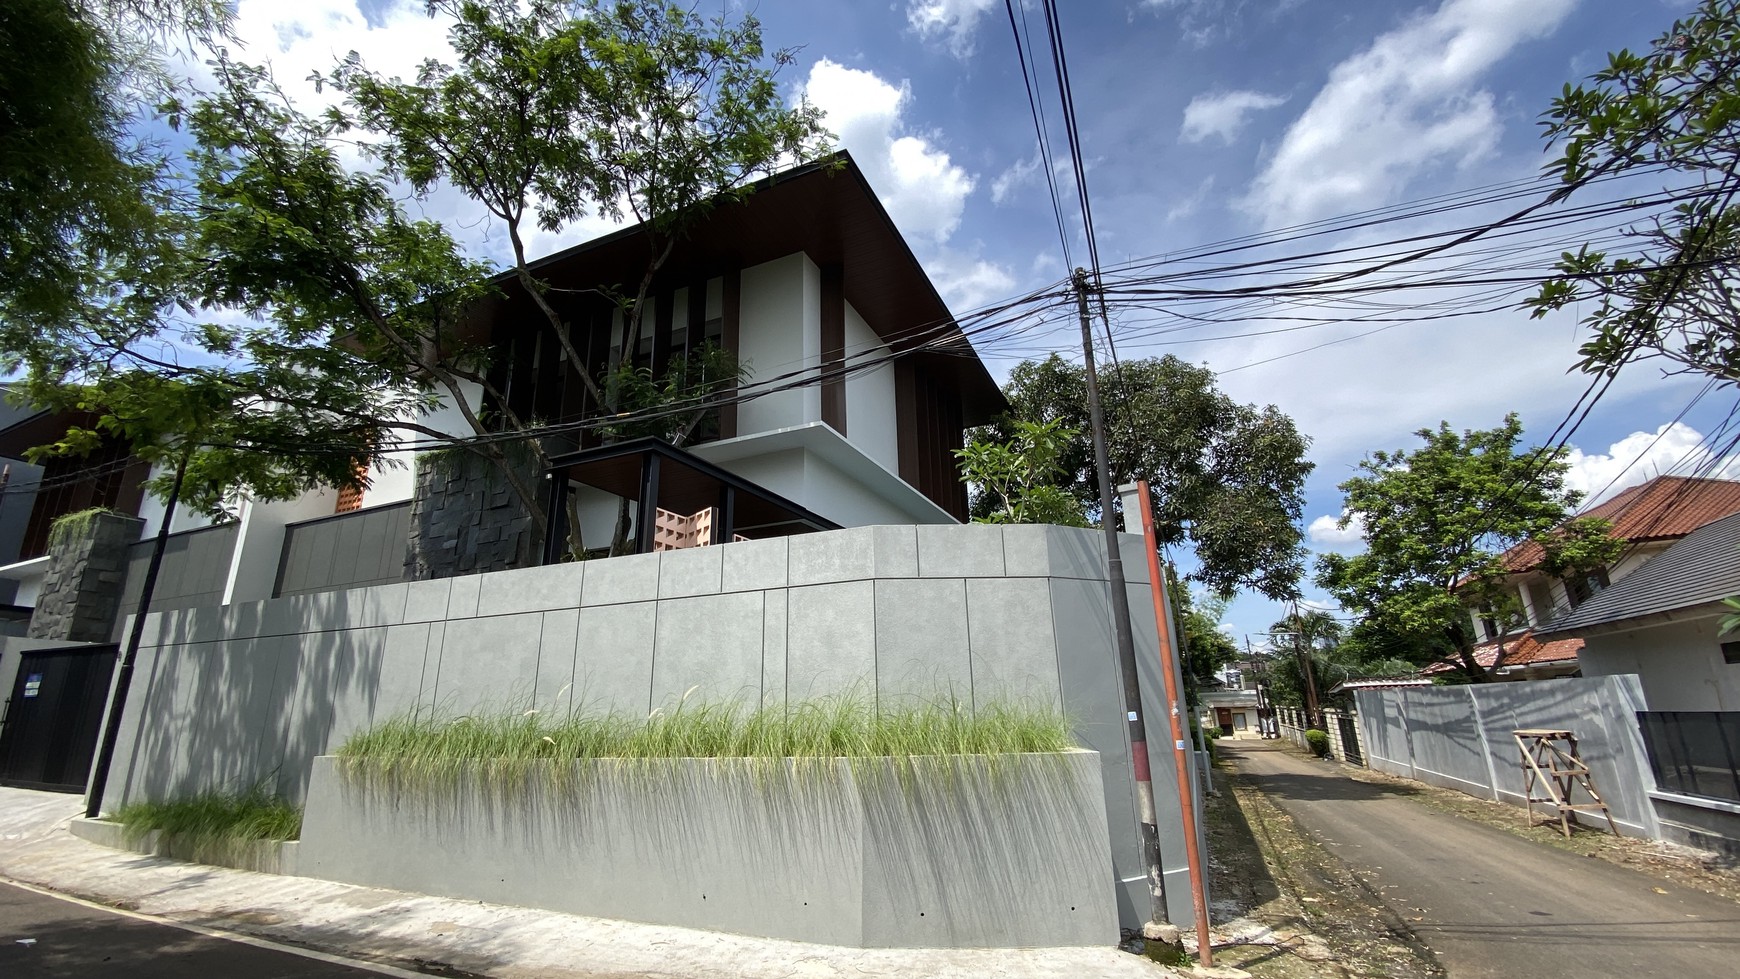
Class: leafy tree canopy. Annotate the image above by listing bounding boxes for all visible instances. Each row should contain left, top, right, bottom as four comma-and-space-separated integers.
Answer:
954, 418, 1088, 528
1526, 0, 1740, 387
1315, 414, 1622, 681
976, 353, 1313, 599
1169, 566, 1240, 703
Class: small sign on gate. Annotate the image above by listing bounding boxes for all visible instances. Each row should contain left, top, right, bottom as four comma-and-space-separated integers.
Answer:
22, 673, 42, 698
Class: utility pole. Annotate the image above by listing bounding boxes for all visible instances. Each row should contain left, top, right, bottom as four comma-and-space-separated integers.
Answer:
86, 450, 188, 819
1246, 636, 1274, 739
1073, 268, 1175, 944
1290, 601, 1323, 731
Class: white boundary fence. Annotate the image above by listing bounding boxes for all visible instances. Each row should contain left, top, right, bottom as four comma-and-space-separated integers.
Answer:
1354, 675, 1662, 838
1274, 705, 1366, 765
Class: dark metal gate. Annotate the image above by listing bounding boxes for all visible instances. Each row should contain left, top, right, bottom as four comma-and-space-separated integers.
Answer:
1337, 712, 1364, 765
0, 644, 118, 792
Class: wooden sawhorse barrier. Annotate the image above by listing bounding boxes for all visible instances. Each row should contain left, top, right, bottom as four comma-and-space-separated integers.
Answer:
1513, 728, 1620, 838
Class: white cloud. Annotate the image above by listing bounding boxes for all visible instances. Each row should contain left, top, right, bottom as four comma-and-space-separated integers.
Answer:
1180, 90, 1287, 144
907, 0, 997, 57
1308, 512, 1367, 547
802, 59, 977, 244
195, 0, 630, 265
991, 154, 1042, 205
1166, 174, 1216, 223
925, 248, 1018, 312
1562, 422, 1740, 507
1244, 0, 1578, 227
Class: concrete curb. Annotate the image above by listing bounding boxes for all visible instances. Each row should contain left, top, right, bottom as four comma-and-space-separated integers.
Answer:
68, 817, 299, 876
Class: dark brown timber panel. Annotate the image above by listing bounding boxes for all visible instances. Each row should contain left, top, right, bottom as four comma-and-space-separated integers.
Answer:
820, 263, 847, 436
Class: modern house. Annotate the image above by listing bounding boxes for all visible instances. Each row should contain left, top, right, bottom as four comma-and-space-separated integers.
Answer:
0, 152, 1007, 637
0, 154, 1215, 934
1533, 509, 1740, 856
1445, 475, 1740, 680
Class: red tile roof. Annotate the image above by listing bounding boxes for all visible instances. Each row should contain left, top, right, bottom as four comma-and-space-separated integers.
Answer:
1421, 631, 1585, 674
1500, 476, 1740, 573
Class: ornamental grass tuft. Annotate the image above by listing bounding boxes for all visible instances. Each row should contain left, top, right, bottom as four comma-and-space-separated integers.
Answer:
111, 787, 302, 844
336, 695, 1075, 788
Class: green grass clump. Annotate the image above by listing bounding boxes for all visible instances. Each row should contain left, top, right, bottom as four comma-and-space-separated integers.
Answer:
46, 507, 120, 550
111, 788, 302, 845
336, 695, 1075, 787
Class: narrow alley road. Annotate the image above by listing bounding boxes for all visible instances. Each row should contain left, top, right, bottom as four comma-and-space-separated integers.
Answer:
0, 881, 404, 978
1221, 740, 1740, 979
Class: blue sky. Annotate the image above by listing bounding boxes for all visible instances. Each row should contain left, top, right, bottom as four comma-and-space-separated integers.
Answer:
205, 0, 1724, 643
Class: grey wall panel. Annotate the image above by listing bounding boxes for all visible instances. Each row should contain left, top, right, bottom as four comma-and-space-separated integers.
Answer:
787, 580, 876, 700
1356, 676, 1662, 837
274, 502, 410, 599
116, 522, 240, 628
651, 591, 764, 707
965, 578, 1060, 708
874, 577, 970, 704
98, 524, 1201, 931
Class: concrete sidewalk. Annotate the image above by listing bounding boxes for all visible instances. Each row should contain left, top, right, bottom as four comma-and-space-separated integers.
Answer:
0, 787, 1165, 979
1223, 740, 1740, 979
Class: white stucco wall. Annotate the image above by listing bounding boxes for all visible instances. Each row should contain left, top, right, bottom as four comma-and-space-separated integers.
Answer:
801, 453, 911, 527
709, 449, 808, 528
736, 254, 820, 438
1578, 614, 1740, 711
136, 473, 220, 538
569, 486, 631, 553
843, 300, 898, 473
364, 380, 485, 507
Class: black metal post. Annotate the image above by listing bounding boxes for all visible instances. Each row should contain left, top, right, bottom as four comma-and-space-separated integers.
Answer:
85, 451, 187, 819
714, 485, 736, 545
541, 470, 569, 565
1074, 268, 1172, 938
635, 452, 662, 554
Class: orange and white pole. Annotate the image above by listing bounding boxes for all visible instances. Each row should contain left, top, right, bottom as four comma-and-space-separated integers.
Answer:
1134, 479, 1214, 965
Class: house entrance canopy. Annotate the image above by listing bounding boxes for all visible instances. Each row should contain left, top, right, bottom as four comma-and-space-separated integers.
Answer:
540, 437, 840, 561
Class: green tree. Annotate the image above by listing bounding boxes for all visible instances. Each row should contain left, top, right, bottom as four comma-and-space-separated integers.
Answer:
0, 0, 232, 332
977, 353, 1313, 599
326, 0, 830, 552
1168, 566, 1239, 705
5, 56, 491, 518
1526, 0, 1740, 386
953, 418, 1088, 527
1316, 414, 1622, 681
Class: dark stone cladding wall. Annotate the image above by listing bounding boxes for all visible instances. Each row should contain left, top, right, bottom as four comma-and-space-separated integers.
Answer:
404, 450, 541, 581
28, 511, 146, 642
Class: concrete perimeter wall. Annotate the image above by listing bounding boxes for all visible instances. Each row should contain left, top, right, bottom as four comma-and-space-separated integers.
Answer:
1355, 675, 1661, 837
299, 752, 1117, 948
99, 523, 1201, 930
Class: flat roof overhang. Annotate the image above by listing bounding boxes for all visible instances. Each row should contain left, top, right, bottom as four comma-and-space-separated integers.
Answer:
466, 152, 1007, 427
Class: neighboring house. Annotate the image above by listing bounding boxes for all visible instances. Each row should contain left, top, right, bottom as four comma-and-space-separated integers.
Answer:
1533, 509, 1740, 855
1536, 509, 1740, 712
1198, 666, 1265, 740
1441, 475, 1740, 681
0, 152, 1005, 636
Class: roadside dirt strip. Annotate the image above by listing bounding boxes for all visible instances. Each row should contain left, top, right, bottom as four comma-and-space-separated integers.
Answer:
1202, 746, 1442, 979
1220, 740, 1740, 979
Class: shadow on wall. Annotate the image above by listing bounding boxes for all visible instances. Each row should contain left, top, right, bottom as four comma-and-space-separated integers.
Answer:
299, 752, 1116, 948
113, 591, 386, 806
1356, 675, 1657, 835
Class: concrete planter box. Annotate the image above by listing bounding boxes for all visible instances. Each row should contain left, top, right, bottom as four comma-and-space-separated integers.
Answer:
69, 817, 299, 875
298, 750, 1117, 948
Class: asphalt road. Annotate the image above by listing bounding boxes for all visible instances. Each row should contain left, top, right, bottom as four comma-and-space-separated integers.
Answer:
1222, 740, 1740, 978
0, 881, 404, 978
